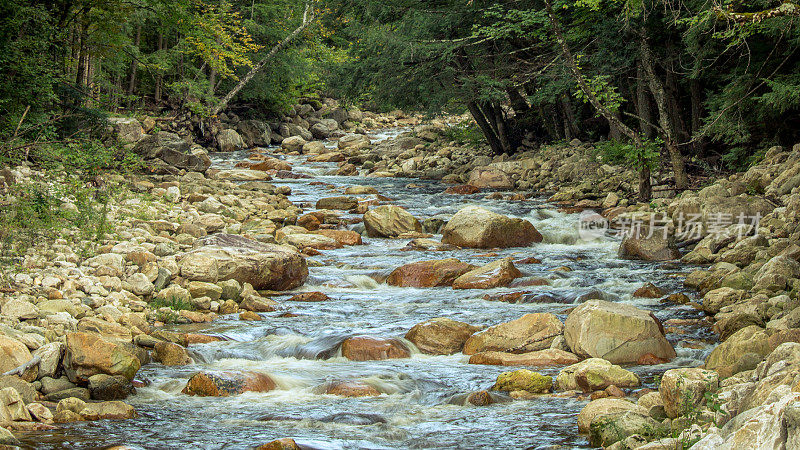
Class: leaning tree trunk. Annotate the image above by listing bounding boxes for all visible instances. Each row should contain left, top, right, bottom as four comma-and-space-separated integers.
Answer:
467, 101, 506, 155
545, 0, 650, 201
213, 2, 315, 116
639, 33, 689, 190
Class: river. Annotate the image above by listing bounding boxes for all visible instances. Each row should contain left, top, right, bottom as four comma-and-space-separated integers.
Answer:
21, 129, 714, 449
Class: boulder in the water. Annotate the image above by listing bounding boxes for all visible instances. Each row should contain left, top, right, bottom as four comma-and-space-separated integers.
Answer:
441, 206, 542, 248
182, 371, 276, 396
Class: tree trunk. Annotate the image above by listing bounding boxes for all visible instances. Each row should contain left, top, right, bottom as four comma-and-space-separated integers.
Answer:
126, 24, 141, 107
507, 87, 530, 116
639, 33, 688, 190
467, 101, 505, 155
155, 32, 164, 102
213, 2, 315, 116
560, 97, 579, 139
690, 78, 704, 155
636, 63, 655, 139
545, 0, 650, 201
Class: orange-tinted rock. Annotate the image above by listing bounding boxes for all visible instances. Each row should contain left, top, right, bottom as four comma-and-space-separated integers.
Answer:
182, 371, 276, 396
287, 292, 330, 302
633, 282, 664, 298
315, 229, 363, 246
257, 438, 302, 450
340, 337, 411, 361
250, 158, 292, 172
387, 259, 476, 288
239, 310, 262, 321
483, 291, 530, 303
463, 313, 563, 355
444, 184, 481, 195
324, 381, 380, 397
637, 353, 669, 365
466, 390, 494, 406
468, 349, 580, 366
452, 258, 521, 289
186, 334, 224, 345
405, 318, 481, 355
297, 214, 321, 231
515, 257, 542, 264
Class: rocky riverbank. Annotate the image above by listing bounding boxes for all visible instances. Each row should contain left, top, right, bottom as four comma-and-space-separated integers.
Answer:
1, 106, 800, 448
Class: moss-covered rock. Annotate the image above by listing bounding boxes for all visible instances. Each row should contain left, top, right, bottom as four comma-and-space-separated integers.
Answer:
493, 369, 552, 393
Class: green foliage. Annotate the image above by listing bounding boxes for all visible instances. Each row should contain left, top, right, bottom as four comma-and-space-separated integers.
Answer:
574, 74, 625, 113
0, 174, 114, 264
594, 138, 662, 171
441, 122, 485, 147
150, 295, 196, 312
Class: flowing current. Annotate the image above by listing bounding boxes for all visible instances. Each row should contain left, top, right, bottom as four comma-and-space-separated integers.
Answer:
22, 130, 713, 449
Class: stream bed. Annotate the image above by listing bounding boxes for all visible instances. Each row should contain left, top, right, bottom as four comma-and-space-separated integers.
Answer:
22, 130, 715, 449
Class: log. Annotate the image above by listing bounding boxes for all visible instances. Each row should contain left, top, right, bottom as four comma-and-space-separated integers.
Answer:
2, 355, 41, 376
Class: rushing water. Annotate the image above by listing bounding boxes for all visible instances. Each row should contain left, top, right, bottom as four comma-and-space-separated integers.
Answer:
20, 129, 715, 449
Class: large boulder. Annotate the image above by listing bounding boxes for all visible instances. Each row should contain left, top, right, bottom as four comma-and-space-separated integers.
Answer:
133, 131, 210, 172
64, 332, 140, 383
237, 120, 271, 147
555, 358, 640, 392
452, 257, 522, 289
340, 337, 410, 361
564, 300, 676, 364
467, 167, 514, 189
363, 205, 422, 237
0, 336, 34, 381
216, 129, 245, 152
441, 206, 542, 248
338, 134, 371, 151
618, 233, 681, 261
589, 411, 660, 447
577, 398, 647, 433
463, 313, 563, 355
753, 255, 800, 291
182, 371, 276, 396
659, 368, 719, 418
281, 136, 306, 153
704, 325, 770, 378
405, 318, 481, 355
180, 234, 307, 290
107, 117, 145, 143
387, 259, 476, 288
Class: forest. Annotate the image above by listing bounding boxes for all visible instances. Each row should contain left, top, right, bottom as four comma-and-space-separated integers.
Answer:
1, 0, 799, 188
3, 2, 800, 449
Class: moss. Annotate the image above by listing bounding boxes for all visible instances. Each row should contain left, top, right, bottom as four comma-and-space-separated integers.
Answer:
494, 369, 552, 393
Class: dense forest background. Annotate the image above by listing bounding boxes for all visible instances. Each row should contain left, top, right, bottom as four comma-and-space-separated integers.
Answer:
1, 0, 799, 179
